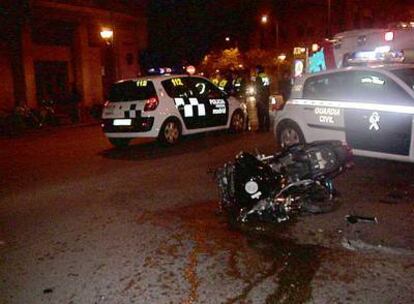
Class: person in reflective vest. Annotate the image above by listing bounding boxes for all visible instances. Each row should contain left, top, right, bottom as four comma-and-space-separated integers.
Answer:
255, 65, 271, 132
218, 78, 228, 91
232, 70, 247, 97
218, 70, 232, 93
210, 71, 220, 86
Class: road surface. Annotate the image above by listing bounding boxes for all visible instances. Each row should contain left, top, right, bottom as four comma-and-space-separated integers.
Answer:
1, 125, 413, 303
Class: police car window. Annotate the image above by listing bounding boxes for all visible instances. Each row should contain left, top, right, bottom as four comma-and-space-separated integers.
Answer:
161, 78, 193, 99
109, 80, 156, 102
350, 71, 412, 105
303, 73, 348, 100
189, 78, 225, 99
391, 68, 414, 92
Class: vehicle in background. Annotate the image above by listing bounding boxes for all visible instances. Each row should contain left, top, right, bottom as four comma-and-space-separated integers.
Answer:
334, 22, 414, 68
292, 22, 414, 79
101, 74, 245, 147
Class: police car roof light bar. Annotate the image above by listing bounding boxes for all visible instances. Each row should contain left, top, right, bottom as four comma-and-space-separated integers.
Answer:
346, 49, 405, 66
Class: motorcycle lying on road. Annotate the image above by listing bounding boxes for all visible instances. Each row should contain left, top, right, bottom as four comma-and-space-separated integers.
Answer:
216, 141, 352, 224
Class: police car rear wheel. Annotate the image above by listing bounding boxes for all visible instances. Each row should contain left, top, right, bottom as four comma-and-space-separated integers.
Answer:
109, 138, 131, 148
277, 122, 304, 148
159, 119, 181, 145
230, 110, 244, 133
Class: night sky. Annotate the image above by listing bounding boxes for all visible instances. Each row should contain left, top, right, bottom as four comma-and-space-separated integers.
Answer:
147, 0, 270, 66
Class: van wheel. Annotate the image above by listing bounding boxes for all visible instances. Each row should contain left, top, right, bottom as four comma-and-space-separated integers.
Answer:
276, 122, 305, 149
159, 118, 181, 145
229, 110, 245, 133
109, 138, 131, 148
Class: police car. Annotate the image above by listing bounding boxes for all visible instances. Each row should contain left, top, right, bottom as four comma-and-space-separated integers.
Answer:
273, 64, 414, 162
101, 74, 245, 147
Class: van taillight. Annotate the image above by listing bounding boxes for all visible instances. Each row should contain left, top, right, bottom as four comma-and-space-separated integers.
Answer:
104, 100, 110, 108
385, 31, 393, 41
144, 97, 159, 111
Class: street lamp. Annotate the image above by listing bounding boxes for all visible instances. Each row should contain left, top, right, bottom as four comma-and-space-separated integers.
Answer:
100, 28, 113, 45
277, 53, 286, 62
100, 27, 118, 94
260, 14, 279, 50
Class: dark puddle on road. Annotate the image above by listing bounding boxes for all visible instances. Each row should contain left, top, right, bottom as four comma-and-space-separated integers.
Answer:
136, 202, 325, 304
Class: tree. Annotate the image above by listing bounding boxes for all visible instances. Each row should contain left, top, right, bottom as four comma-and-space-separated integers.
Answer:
244, 48, 278, 70
200, 48, 244, 75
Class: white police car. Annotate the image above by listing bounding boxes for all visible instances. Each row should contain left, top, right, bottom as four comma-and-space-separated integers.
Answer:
274, 64, 414, 162
101, 75, 245, 147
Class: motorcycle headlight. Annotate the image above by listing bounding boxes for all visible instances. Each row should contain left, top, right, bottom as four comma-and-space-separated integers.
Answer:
245, 180, 259, 194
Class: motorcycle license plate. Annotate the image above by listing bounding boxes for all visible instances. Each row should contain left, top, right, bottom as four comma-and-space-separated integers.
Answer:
113, 119, 132, 126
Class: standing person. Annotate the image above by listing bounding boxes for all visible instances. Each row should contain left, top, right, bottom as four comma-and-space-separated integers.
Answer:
232, 70, 247, 97
210, 71, 220, 86
255, 65, 271, 132
218, 70, 232, 93
278, 71, 292, 102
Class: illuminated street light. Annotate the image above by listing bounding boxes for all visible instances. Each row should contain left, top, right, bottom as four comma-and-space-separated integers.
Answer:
100, 28, 113, 44
260, 14, 279, 50
277, 53, 286, 62
225, 36, 230, 42
100, 27, 118, 81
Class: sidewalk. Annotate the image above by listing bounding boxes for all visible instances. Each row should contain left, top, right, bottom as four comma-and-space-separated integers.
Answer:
0, 117, 100, 139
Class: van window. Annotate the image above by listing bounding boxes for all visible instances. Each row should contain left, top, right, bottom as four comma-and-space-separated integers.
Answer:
303, 72, 349, 100
349, 71, 413, 105
109, 80, 156, 102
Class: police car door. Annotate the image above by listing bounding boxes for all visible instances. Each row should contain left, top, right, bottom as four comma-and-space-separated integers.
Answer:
162, 77, 206, 130
189, 77, 228, 128
344, 71, 413, 157
301, 73, 346, 139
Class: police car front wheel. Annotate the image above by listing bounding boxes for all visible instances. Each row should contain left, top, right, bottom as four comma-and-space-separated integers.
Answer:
276, 122, 305, 148
229, 110, 245, 133
159, 118, 181, 145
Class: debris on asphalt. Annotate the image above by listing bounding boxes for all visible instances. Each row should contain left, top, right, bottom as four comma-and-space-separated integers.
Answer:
345, 214, 378, 224
43, 288, 53, 294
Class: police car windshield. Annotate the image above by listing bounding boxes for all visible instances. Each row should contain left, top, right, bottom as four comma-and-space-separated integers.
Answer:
109, 80, 156, 102
391, 68, 414, 91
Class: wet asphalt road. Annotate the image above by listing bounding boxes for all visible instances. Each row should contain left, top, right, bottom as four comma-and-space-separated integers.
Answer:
1, 125, 414, 304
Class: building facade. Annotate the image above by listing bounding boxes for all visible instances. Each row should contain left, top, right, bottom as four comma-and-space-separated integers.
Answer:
0, 0, 147, 115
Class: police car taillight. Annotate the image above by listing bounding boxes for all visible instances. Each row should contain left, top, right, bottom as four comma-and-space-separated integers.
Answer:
385, 31, 394, 41
144, 97, 159, 111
